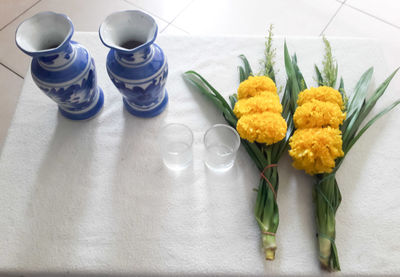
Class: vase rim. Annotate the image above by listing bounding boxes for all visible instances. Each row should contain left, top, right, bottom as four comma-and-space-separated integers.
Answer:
15, 11, 74, 57
99, 10, 158, 54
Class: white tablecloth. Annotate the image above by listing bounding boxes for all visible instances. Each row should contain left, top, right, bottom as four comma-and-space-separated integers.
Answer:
1, 33, 399, 276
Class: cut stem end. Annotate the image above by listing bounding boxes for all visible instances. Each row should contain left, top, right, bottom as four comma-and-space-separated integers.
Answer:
262, 234, 277, 261
265, 248, 276, 260
318, 236, 341, 271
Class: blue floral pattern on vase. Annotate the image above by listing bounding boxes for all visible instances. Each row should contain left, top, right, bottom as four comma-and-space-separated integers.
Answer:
99, 10, 168, 118
15, 12, 104, 120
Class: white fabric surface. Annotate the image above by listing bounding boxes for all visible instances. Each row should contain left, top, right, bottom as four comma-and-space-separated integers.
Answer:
0, 33, 400, 276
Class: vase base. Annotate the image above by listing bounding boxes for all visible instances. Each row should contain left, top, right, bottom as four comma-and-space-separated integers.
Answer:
59, 88, 104, 120
123, 90, 168, 118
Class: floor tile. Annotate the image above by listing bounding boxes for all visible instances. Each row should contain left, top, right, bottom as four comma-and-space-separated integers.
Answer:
0, 66, 23, 152
323, 4, 400, 38
161, 24, 189, 35
125, 0, 194, 23
346, 0, 400, 27
0, 0, 39, 30
172, 0, 341, 36
0, 0, 168, 78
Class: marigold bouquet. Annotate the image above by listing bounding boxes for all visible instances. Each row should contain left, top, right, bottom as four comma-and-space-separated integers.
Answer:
183, 27, 300, 260
183, 29, 399, 270
286, 37, 400, 271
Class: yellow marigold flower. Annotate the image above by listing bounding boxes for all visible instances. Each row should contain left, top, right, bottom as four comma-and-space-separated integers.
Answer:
288, 127, 344, 175
233, 94, 282, 118
236, 112, 287, 145
237, 76, 277, 99
293, 99, 346, 129
297, 86, 344, 109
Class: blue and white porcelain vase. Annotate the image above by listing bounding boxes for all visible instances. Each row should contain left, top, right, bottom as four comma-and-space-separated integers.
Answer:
99, 10, 168, 117
15, 12, 104, 120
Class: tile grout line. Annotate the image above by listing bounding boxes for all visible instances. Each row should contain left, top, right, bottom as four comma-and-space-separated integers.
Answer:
0, 63, 24, 79
161, 0, 195, 33
0, 0, 42, 31
344, 3, 400, 29
122, 0, 169, 24
319, 2, 345, 36
117, 0, 193, 34
161, 23, 189, 34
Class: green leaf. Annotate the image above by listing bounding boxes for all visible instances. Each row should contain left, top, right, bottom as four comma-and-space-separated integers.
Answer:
183, 71, 237, 125
339, 77, 344, 92
345, 99, 400, 154
241, 140, 263, 170
341, 68, 373, 142
269, 69, 276, 84
239, 54, 253, 80
229, 95, 237, 110
239, 66, 246, 83
334, 62, 339, 87
343, 68, 398, 147
359, 68, 399, 120
183, 73, 224, 110
284, 42, 301, 112
346, 67, 373, 119
184, 70, 235, 118
315, 65, 324, 86
276, 117, 294, 160
280, 83, 292, 119
293, 55, 307, 91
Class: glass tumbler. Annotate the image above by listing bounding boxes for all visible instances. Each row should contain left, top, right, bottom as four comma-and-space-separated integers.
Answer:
204, 124, 240, 172
159, 123, 193, 170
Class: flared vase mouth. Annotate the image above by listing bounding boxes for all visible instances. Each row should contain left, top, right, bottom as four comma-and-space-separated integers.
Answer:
99, 10, 158, 53
15, 11, 74, 57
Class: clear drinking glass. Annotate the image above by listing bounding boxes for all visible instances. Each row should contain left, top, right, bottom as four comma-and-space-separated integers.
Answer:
204, 124, 240, 172
159, 123, 193, 170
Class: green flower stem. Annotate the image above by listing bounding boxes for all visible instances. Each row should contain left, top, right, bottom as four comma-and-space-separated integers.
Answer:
315, 174, 341, 271
185, 29, 288, 261
256, 165, 279, 260
313, 52, 399, 271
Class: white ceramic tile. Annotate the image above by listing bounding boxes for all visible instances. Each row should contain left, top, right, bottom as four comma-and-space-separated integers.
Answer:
172, 0, 341, 36
125, 0, 193, 22
323, 4, 400, 38
161, 24, 189, 35
0, 0, 39, 29
0, 66, 23, 152
0, 0, 168, 77
346, 0, 400, 27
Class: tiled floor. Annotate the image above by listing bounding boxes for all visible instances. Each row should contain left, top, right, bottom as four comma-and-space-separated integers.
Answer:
1, 0, 400, 150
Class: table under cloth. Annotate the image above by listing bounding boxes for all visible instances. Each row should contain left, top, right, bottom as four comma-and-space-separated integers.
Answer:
0, 33, 399, 276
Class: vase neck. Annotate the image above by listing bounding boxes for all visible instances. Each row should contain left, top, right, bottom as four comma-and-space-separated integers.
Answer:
115, 45, 153, 66
15, 12, 74, 59
36, 41, 76, 70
